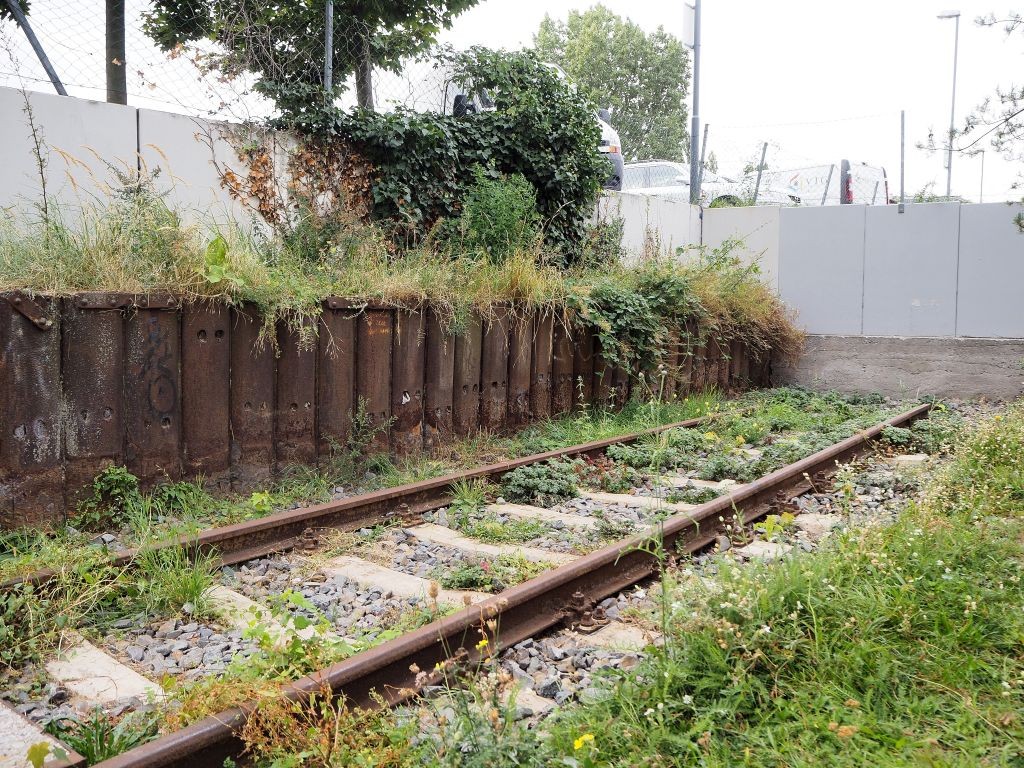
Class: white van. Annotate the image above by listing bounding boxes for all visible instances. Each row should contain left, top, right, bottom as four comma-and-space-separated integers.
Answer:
758, 161, 889, 206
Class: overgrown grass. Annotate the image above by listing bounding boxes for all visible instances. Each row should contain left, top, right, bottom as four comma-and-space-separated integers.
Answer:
0, 175, 801, 365
534, 403, 1024, 766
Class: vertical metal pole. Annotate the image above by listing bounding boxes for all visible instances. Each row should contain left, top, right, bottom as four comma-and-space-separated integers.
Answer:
3, 0, 67, 96
871, 180, 879, 204
979, 150, 984, 203
945, 14, 959, 199
899, 110, 906, 213
323, 0, 334, 93
820, 164, 835, 206
105, 0, 127, 104
696, 123, 709, 192
688, 0, 701, 204
752, 141, 767, 204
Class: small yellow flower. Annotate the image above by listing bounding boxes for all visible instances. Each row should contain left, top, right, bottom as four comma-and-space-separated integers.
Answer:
703, 431, 719, 441
574, 733, 595, 750
475, 637, 489, 651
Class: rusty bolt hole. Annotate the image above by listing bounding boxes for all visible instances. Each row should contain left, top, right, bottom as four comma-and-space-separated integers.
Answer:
244, 401, 253, 411
13, 425, 26, 439
161, 417, 172, 429
197, 329, 208, 341
215, 329, 224, 339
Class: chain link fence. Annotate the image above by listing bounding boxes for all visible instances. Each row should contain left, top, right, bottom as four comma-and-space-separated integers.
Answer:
0, 0, 466, 121
1, 0, 901, 206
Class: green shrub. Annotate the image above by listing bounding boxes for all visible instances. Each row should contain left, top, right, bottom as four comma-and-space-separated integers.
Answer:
501, 460, 580, 506
909, 409, 965, 454
45, 709, 159, 763
329, 48, 605, 256
880, 425, 913, 447
73, 466, 144, 531
456, 168, 540, 263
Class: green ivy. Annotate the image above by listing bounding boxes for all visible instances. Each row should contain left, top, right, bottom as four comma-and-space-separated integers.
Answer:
282, 48, 606, 259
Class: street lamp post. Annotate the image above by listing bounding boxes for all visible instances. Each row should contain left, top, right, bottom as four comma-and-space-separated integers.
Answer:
938, 10, 960, 199
687, 0, 702, 205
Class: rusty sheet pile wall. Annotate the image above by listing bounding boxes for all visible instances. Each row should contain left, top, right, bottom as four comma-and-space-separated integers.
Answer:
0, 293, 768, 528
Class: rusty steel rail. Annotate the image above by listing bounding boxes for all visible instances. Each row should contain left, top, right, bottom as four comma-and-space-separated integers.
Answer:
3, 417, 708, 591
94, 403, 931, 768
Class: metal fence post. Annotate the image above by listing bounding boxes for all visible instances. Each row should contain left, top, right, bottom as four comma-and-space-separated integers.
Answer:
752, 141, 767, 204
3, 0, 67, 95
820, 164, 835, 206
323, 0, 334, 93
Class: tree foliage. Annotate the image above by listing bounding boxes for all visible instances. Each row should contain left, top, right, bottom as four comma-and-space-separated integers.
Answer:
315, 49, 604, 258
534, 4, 690, 163
960, 13, 1024, 164
143, 0, 478, 112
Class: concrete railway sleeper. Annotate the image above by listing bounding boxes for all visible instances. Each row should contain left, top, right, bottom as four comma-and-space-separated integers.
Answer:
1, 394, 940, 767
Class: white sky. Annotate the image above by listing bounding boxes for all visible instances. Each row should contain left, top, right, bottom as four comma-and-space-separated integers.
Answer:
1, 1, 1018, 201
439, 0, 1023, 202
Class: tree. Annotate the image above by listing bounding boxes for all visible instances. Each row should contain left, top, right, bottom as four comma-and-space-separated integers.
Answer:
144, 0, 479, 114
534, 5, 689, 163
960, 14, 1024, 159
957, 13, 1024, 226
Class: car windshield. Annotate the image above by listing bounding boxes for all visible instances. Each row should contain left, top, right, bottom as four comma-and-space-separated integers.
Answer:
622, 166, 646, 190
648, 164, 687, 188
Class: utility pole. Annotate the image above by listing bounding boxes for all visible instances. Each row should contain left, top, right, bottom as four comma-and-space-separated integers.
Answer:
899, 110, 906, 213
938, 10, 960, 199
106, 0, 127, 104
687, 0, 701, 204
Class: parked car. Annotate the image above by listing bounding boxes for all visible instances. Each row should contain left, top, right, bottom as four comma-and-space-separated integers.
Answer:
757, 161, 889, 206
621, 160, 800, 207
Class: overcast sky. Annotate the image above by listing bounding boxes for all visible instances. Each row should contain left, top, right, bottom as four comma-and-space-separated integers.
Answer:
439, 0, 1023, 202
1, 0, 1018, 201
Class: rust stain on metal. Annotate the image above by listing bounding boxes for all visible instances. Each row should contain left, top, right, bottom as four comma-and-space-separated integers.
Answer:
452, 316, 482, 437
229, 305, 275, 489
276, 321, 317, 466
318, 307, 357, 453
550, 321, 573, 416
391, 308, 426, 455
124, 308, 181, 485
571, 325, 594, 409
357, 309, 393, 453
61, 302, 124, 509
592, 339, 613, 408
0, 294, 63, 527
424, 308, 454, 448
479, 307, 509, 432
182, 303, 230, 482
507, 313, 533, 428
5, 292, 54, 330
530, 313, 553, 421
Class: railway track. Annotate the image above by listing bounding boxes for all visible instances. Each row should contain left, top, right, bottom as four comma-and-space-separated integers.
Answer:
6, 401, 932, 768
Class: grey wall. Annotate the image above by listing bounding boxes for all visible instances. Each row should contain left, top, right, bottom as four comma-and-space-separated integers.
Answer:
763, 200, 1024, 339
956, 202, 1024, 338
0, 87, 253, 229
777, 205, 866, 335
775, 336, 1024, 400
